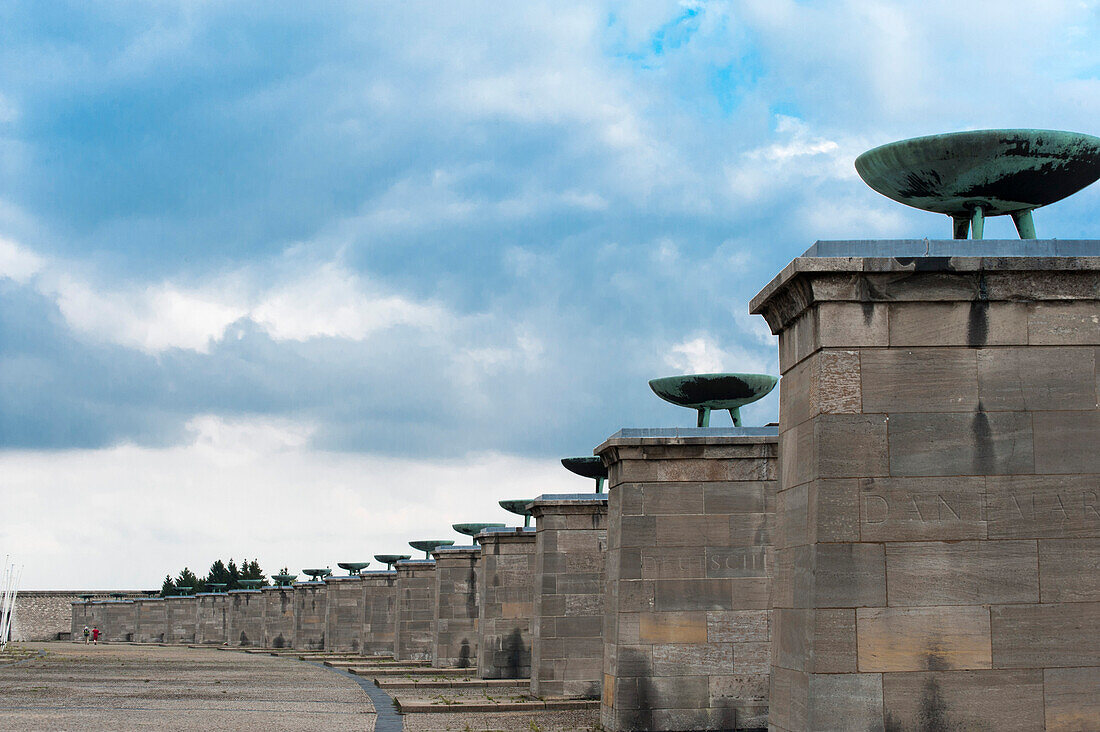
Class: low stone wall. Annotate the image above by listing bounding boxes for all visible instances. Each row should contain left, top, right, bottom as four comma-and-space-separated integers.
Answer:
261, 587, 295, 649
134, 598, 167, 643
432, 545, 480, 668
394, 560, 436, 661
22, 591, 142, 642
226, 590, 264, 647
361, 571, 397, 655
195, 593, 230, 645
477, 527, 537, 679
294, 582, 326, 650
324, 576, 365, 652
530, 494, 608, 699
99, 600, 136, 642
165, 596, 197, 644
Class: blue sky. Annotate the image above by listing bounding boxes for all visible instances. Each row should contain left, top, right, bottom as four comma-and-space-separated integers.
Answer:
3, 1, 1100, 588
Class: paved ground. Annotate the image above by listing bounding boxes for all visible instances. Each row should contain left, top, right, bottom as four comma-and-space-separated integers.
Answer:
0, 643, 377, 731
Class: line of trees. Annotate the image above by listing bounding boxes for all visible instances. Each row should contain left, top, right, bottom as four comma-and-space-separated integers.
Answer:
160, 558, 267, 596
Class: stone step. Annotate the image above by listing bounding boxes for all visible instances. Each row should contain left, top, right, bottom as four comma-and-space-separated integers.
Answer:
353, 666, 477, 678
325, 658, 427, 668
375, 678, 527, 689
394, 697, 597, 714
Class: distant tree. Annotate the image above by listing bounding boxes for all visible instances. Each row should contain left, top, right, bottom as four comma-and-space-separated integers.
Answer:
204, 559, 229, 590
241, 559, 267, 585
226, 559, 241, 590
175, 567, 201, 592
160, 575, 177, 597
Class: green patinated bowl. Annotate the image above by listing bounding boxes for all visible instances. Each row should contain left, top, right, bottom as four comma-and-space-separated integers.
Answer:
408, 540, 454, 554
373, 554, 411, 567
337, 562, 371, 575
561, 456, 607, 480
498, 499, 533, 517
452, 522, 505, 537
649, 373, 777, 411
855, 129, 1100, 218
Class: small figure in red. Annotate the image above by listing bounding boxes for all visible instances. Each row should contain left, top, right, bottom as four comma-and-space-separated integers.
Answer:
91, 626, 100, 645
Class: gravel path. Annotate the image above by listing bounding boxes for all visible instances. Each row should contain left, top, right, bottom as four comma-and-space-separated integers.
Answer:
0, 642, 377, 731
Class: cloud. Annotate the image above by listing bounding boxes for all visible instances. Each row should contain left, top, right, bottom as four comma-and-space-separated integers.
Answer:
0, 236, 43, 283
664, 334, 774, 376
0, 414, 578, 589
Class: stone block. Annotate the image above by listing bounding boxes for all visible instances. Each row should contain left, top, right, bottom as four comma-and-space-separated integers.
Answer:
857, 606, 992, 672
885, 540, 1039, 606
1039, 539, 1100, 602
706, 610, 768, 643
888, 301, 1027, 347
977, 346, 1096, 411
810, 608, 857, 673
1044, 667, 1100, 731
984, 474, 1100, 539
816, 413, 889, 479
861, 347, 978, 413
882, 669, 1045, 731
1033, 411, 1100, 474
1027, 301, 1100, 345
813, 542, 886, 608
991, 602, 1100, 669
654, 579, 733, 612
651, 643, 734, 676
637, 612, 706, 644
816, 301, 888, 349
888, 411, 1034, 476
702, 481, 768, 514
806, 673, 883, 732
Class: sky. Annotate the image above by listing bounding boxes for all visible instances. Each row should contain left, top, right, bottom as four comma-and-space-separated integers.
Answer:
3, 1, 1100, 589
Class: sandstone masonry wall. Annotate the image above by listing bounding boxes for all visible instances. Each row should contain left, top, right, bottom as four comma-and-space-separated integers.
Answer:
751, 248, 1100, 732
261, 587, 295, 649
477, 527, 537, 679
394, 560, 436, 661
432, 545, 480, 668
530, 494, 608, 699
597, 429, 778, 731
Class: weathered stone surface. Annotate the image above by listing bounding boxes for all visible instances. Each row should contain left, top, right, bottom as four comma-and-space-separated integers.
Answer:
1039, 539, 1100, 602
260, 586, 294, 649
977, 346, 1096, 411
394, 560, 435, 661
882, 669, 1045, 732
886, 540, 1039, 606
887, 411, 1034, 476
753, 248, 1100, 731
530, 496, 607, 699
133, 598, 166, 643
1044, 667, 1100, 731
292, 583, 326, 651
359, 571, 397, 655
857, 606, 992, 672
195, 594, 229, 645
991, 602, 1100, 669
861, 347, 978, 413
99, 601, 136, 643
321, 577, 363, 653
165, 596, 197, 644
476, 528, 536, 679
597, 431, 777, 731
225, 591, 263, 647
431, 546, 479, 669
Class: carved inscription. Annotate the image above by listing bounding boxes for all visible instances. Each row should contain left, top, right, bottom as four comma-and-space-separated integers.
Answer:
862, 490, 1099, 523
860, 481, 1100, 540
